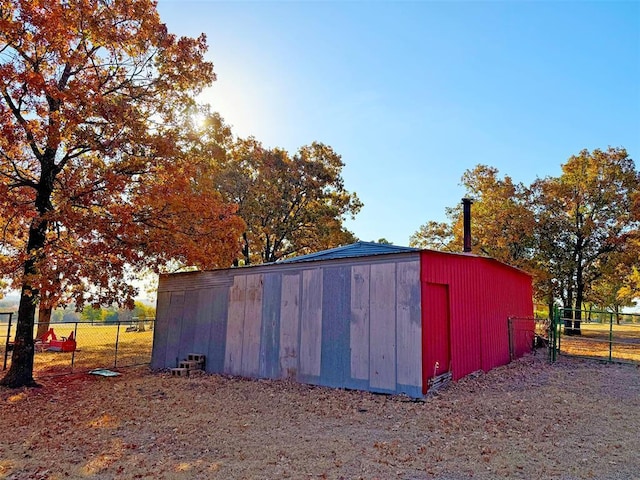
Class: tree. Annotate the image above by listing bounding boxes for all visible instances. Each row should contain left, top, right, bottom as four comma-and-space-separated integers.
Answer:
531, 148, 639, 333
411, 149, 640, 331
0, 0, 244, 388
218, 139, 362, 264
409, 220, 455, 252
589, 226, 640, 322
410, 165, 535, 269
81, 305, 103, 324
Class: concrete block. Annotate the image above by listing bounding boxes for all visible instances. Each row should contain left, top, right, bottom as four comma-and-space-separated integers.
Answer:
179, 360, 201, 371
171, 368, 189, 377
187, 353, 206, 363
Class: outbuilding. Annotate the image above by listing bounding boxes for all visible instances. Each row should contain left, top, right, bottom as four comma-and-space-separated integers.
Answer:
151, 242, 533, 398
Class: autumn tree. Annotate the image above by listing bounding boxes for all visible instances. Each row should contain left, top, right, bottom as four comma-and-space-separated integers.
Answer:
410, 165, 535, 268
409, 220, 455, 252
587, 195, 640, 322
0, 0, 243, 388
589, 261, 637, 324
217, 139, 362, 264
530, 148, 639, 333
411, 148, 639, 332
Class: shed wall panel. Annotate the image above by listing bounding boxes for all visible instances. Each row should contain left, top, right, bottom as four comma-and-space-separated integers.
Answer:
260, 273, 281, 378
350, 264, 370, 380
421, 282, 451, 388
164, 292, 185, 369
241, 274, 263, 377
479, 259, 533, 370
396, 261, 422, 387
157, 270, 233, 292
300, 269, 323, 377
422, 254, 482, 379
192, 289, 214, 357
421, 251, 533, 381
224, 275, 246, 375
150, 291, 171, 369
320, 266, 351, 387
206, 286, 229, 372
279, 274, 300, 379
369, 262, 397, 391
178, 289, 199, 358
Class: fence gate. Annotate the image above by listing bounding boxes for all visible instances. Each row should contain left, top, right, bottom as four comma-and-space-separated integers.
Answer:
550, 306, 640, 364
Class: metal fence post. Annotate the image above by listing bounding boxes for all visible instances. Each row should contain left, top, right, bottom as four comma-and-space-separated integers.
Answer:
608, 312, 614, 363
114, 321, 121, 368
70, 321, 79, 370
3, 313, 12, 370
547, 310, 553, 363
551, 306, 560, 363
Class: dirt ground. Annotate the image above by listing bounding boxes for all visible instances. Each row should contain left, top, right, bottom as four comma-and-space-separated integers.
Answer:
1, 354, 639, 480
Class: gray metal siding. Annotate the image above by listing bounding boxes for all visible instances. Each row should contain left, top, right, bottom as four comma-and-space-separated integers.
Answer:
299, 268, 323, 378
152, 252, 423, 397
177, 289, 199, 360
165, 292, 185, 368
157, 270, 234, 292
369, 262, 397, 391
260, 273, 282, 379
205, 286, 229, 372
320, 266, 351, 388
192, 289, 214, 357
279, 273, 300, 379
150, 291, 171, 369
396, 261, 422, 388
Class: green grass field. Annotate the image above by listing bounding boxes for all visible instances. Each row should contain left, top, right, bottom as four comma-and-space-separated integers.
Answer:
1, 322, 154, 375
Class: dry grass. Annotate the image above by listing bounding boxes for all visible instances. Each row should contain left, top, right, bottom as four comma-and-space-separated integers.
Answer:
1, 323, 153, 375
1, 354, 640, 480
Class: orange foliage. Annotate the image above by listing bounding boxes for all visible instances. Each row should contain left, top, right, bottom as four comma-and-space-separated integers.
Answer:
0, 0, 243, 386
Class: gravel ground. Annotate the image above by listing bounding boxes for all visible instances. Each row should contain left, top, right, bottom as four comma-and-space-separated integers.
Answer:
1, 354, 639, 480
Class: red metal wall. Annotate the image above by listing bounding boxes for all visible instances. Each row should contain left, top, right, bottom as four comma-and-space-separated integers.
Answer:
420, 251, 533, 386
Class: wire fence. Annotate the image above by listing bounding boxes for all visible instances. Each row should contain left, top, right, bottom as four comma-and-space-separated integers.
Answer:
508, 307, 640, 365
2, 316, 154, 376
553, 308, 640, 365
508, 316, 550, 361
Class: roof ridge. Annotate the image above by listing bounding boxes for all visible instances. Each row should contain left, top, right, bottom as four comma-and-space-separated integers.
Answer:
277, 242, 419, 264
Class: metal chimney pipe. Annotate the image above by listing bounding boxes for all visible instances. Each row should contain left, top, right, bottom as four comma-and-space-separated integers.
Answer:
462, 198, 473, 253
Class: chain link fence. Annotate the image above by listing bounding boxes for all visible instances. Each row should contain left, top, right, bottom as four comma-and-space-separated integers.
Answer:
2, 317, 154, 376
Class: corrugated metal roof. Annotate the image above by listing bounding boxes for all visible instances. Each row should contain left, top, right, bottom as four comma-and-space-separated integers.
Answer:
277, 241, 419, 264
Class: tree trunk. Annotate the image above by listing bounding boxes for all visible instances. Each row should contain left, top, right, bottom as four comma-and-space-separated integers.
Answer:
36, 305, 52, 340
574, 261, 584, 335
0, 285, 40, 388
242, 232, 250, 265
0, 155, 56, 388
563, 283, 575, 335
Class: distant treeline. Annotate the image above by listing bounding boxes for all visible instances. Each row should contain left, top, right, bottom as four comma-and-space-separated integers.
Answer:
38, 301, 155, 324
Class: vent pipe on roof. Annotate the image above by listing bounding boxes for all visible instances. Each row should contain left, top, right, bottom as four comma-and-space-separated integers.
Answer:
462, 197, 473, 253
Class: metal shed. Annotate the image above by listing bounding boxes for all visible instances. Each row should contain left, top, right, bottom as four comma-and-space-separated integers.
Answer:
151, 242, 533, 398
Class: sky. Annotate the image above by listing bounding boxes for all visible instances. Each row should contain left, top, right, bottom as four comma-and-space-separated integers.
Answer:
157, 0, 640, 247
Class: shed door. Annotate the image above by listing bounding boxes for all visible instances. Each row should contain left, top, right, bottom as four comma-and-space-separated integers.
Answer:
421, 282, 451, 394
